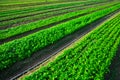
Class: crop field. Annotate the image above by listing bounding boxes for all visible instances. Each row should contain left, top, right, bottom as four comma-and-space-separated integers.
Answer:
0, 0, 120, 80
0, 0, 66, 5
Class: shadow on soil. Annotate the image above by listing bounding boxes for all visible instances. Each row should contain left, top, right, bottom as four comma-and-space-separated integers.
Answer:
105, 46, 120, 80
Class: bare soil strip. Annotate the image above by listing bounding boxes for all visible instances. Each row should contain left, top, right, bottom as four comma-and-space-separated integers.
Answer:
0, 8, 119, 80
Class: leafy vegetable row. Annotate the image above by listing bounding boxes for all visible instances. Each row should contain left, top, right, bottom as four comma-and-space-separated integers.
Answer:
0, 3, 120, 40
0, 1, 110, 28
0, 0, 100, 17
0, 4, 119, 70
19, 12, 120, 80
0, 0, 105, 22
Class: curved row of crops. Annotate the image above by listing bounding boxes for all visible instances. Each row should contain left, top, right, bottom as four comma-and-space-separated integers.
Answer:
0, 3, 120, 71
19, 12, 120, 80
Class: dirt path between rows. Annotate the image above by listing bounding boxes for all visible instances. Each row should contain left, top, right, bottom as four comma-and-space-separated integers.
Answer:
0, 8, 119, 80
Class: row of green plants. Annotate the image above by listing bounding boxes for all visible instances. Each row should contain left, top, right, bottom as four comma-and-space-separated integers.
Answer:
0, 1, 47, 12
0, 0, 99, 17
19, 13, 120, 80
0, 0, 104, 22
0, 0, 60, 6
0, 3, 119, 40
0, 1, 109, 28
0, 4, 119, 70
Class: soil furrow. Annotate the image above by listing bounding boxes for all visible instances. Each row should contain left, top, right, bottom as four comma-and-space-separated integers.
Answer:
0, 8, 119, 80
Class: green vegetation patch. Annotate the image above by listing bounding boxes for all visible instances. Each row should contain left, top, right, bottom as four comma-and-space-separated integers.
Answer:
0, 4, 119, 70
19, 12, 120, 80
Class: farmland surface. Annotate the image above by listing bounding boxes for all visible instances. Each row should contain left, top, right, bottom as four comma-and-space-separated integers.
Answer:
0, 0, 120, 80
